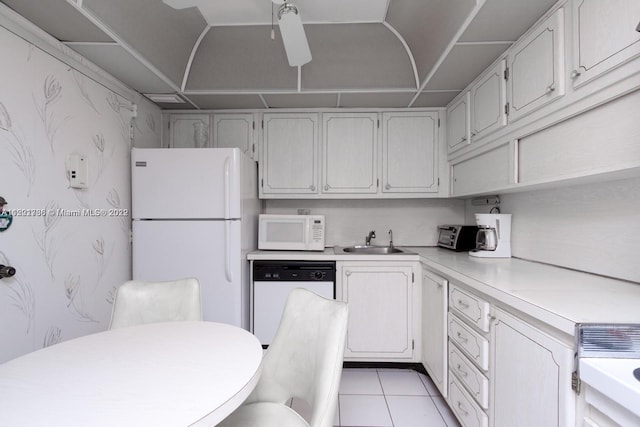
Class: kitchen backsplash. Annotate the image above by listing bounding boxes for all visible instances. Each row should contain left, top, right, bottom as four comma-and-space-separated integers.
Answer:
265, 198, 466, 247
467, 177, 640, 283
0, 23, 161, 362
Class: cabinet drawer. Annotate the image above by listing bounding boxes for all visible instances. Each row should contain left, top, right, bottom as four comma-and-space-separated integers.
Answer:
449, 377, 489, 427
448, 316, 489, 371
449, 286, 491, 332
449, 345, 489, 409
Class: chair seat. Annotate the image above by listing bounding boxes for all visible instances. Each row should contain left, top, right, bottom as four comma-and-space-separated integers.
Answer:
218, 402, 310, 427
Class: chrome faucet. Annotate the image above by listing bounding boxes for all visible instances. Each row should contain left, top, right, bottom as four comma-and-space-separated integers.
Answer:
365, 230, 376, 246
388, 229, 394, 248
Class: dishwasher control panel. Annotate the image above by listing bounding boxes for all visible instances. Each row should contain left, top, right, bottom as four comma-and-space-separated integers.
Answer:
253, 260, 336, 282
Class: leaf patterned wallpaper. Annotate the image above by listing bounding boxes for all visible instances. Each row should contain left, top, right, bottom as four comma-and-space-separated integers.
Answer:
0, 25, 162, 362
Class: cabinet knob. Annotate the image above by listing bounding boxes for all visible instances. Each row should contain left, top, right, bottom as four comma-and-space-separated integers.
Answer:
461, 136, 467, 142
309, 185, 316, 191
345, 271, 351, 277
570, 69, 581, 79
456, 401, 469, 417
324, 185, 329, 191
545, 85, 555, 94
385, 184, 391, 190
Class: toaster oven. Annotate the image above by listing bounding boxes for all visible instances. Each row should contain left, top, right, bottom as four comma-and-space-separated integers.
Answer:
437, 225, 478, 251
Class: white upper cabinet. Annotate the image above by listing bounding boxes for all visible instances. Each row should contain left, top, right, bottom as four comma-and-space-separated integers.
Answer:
382, 112, 438, 194
470, 59, 507, 140
167, 114, 210, 148
322, 113, 378, 194
260, 113, 319, 196
446, 92, 471, 154
213, 113, 256, 160
570, 0, 640, 88
507, 8, 565, 122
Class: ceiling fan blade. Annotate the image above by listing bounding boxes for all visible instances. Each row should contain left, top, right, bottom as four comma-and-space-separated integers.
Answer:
278, 7, 312, 67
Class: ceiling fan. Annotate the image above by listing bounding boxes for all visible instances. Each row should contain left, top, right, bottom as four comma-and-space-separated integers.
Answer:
272, 0, 312, 67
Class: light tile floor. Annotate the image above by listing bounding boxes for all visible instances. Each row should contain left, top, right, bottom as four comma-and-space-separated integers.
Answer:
290, 368, 461, 427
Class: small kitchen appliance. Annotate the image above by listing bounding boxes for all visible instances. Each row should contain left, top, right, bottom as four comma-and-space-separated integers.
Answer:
258, 214, 325, 251
469, 213, 512, 258
437, 225, 479, 251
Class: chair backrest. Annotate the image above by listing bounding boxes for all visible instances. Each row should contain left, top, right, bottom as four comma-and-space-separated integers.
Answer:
109, 278, 203, 329
246, 288, 348, 427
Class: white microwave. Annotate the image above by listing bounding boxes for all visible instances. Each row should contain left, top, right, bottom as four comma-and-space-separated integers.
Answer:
258, 214, 325, 251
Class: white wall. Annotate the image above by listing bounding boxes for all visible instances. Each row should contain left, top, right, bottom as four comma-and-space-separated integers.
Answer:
266, 199, 466, 247
465, 177, 640, 283
0, 23, 161, 362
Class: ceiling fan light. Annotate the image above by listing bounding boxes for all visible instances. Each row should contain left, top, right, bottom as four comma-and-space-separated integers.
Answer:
278, 6, 312, 67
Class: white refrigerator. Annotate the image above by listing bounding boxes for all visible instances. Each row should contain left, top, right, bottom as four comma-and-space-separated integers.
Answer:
131, 147, 259, 329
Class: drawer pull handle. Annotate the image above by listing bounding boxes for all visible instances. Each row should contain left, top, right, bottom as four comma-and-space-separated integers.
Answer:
456, 364, 468, 377
457, 401, 469, 417
456, 332, 468, 343
457, 299, 469, 309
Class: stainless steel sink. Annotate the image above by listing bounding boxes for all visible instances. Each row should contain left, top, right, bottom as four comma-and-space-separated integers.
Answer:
338, 245, 404, 254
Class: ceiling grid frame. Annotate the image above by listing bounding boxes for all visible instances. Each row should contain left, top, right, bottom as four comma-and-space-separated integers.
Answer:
408, 0, 487, 107
66, 0, 185, 97
181, 24, 211, 92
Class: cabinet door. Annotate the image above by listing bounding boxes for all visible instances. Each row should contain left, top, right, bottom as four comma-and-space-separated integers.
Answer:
421, 270, 448, 397
451, 143, 512, 196
571, 0, 640, 88
213, 113, 256, 160
168, 114, 210, 148
341, 264, 414, 359
261, 113, 319, 196
322, 113, 378, 194
507, 8, 565, 122
490, 307, 575, 427
382, 112, 438, 194
471, 60, 507, 140
447, 92, 471, 154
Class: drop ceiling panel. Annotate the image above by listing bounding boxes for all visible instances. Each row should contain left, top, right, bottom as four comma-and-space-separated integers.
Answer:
186, 94, 266, 110
83, 0, 206, 86
1, 0, 112, 42
262, 93, 338, 108
302, 23, 415, 90
162, 0, 389, 25
425, 43, 509, 91
412, 91, 460, 107
186, 26, 297, 91
339, 92, 415, 108
386, 0, 476, 82
460, 0, 557, 42
66, 43, 175, 94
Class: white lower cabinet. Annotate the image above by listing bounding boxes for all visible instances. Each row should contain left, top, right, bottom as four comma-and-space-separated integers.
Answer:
421, 269, 448, 397
450, 377, 490, 427
490, 307, 575, 427
447, 284, 491, 427
337, 261, 419, 361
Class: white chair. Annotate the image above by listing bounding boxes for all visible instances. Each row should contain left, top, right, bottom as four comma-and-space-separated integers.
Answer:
219, 288, 349, 427
108, 278, 203, 329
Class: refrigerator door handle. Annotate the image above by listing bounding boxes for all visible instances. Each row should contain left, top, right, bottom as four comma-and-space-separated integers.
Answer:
224, 157, 231, 219
224, 221, 233, 283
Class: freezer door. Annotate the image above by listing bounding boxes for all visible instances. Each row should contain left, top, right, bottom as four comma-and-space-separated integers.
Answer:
132, 148, 241, 219
132, 219, 244, 327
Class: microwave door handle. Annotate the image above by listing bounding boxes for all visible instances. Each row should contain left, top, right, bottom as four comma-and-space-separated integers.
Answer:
224, 156, 231, 219
224, 221, 233, 283
305, 219, 311, 249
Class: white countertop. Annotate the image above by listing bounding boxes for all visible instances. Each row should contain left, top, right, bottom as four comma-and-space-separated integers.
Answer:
580, 358, 640, 418
249, 247, 640, 336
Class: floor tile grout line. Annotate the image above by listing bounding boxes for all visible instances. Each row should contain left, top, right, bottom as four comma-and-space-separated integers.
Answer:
430, 394, 457, 427
377, 369, 395, 427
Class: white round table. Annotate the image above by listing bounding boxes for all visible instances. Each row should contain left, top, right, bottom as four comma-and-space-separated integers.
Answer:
0, 321, 262, 426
